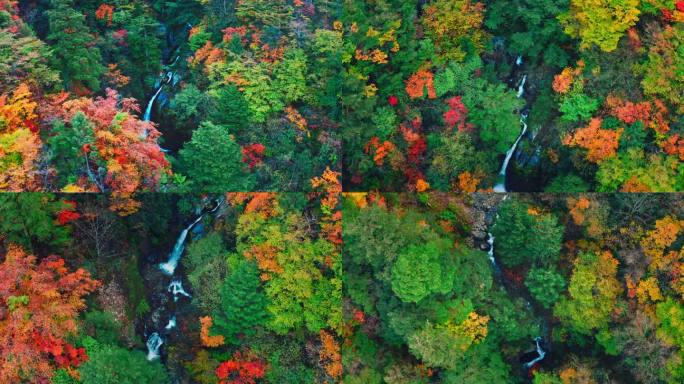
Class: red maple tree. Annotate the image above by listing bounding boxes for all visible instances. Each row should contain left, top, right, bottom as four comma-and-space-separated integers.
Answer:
216, 351, 267, 384
443, 96, 473, 133
241, 143, 266, 170
42, 88, 170, 192
0, 245, 100, 382
56, 200, 81, 225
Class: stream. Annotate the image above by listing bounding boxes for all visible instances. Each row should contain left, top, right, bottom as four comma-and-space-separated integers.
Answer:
493, 56, 531, 193
143, 84, 165, 123
484, 194, 547, 371
142, 65, 177, 154
524, 337, 547, 369
158, 214, 204, 276
144, 198, 223, 363
141, 23, 193, 151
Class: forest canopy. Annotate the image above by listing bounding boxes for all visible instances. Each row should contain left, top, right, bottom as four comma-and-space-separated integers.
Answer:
343, 192, 684, 383
0, 190, 342, 383
0, 0, 681, 192
0, 191, 683, 383
2, 0, 684, 383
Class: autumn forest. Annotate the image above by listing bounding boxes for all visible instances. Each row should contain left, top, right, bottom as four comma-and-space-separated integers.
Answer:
1, 0, 684, 383
2, 192, 684, 383
0, 0, 680, 191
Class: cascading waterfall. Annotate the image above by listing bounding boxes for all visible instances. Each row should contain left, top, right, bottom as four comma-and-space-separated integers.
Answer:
141, 54, 180, 151
145, 213, 202, 361
486, 201, 505, 273
494, 57, 529, 193
146, 332, 163, 361
168, 279, 192, 302
159, 215, 204, 275
493, 113, 528, 192
143, 86, 164, 123
141, 85, 164, 141
145, 199, 224, 362
487, 232, 496, 265
140, 23, 192, 152
486, 230, 503, 276
516, 74, 527, 98
524, 337, 547, 368
144, 59, 178, 123
164, 315, 177, 330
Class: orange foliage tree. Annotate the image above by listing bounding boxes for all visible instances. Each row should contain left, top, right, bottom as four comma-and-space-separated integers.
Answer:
636, 276, 663, 305
190, 41, 226, 71
244, 243, 282, 281
457, 171, 480, 192
605, 95, 669, 133
552, 68, 574, 94
108, 193, 142, 217
104, 64, 130, 88
662, 134, 684, 161
364, 137, 400, 167
94, 4, 114, 26
0, 245, 100, 382
562, 118, 623, 163
229, 193, 283, 281
199, 316, 225, 347
568, 196, 591, 226
227, 192, 279, 219
566, 195, 607, 238
415, 178, 430, 192
405, 68, 437, 99
319, 329, 342, 380
552, 61, 585, 94
310, 167, 342, 216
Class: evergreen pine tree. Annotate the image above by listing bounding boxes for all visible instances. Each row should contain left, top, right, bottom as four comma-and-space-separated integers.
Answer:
47, 0, 105, 91
178, 121, 256, 191
213, 261, 269, 344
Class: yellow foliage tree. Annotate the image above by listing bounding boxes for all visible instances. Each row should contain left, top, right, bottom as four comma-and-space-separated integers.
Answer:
641, 216, 684, 272
438, 311, 489, 351
421, 0, 487, 62
636, 276, 663, 305
558, 0, 640, 52
0, 84, 41, 191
